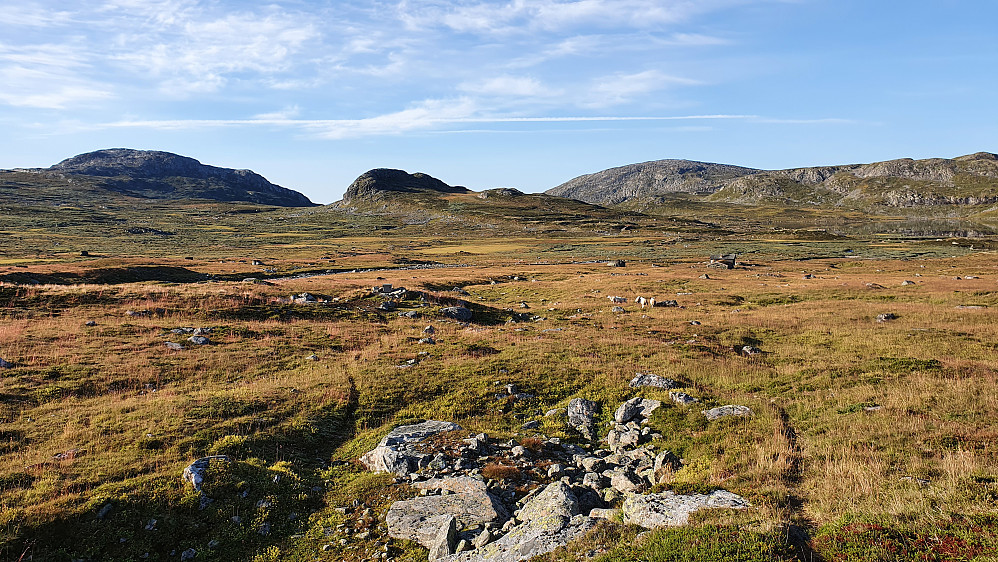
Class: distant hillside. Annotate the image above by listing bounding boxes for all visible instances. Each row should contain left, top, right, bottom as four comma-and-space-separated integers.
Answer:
1, 148, 315, 207
546, 160, 759, 206
548, 153, 998, 212
333, 168, 696, 235
341, 168, 471, 202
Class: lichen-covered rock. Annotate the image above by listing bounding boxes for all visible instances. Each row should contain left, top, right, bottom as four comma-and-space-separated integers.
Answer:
360, 420, 462, 475
629, 373, 677, 389
621, 490, 750, 528
386, 483, 508, 545
669, 391, 698, 405
702, 405, 753, 421
613, 397, 661, 424
428, 515, 458, 561
567, 398, 598, 440
441, 481, 596, 562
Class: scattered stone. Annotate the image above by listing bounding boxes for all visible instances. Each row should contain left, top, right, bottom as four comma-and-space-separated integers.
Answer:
607, 260, 626, 267
702, 405, 753, 421
180, 548, 197, 560
306, 354, 319, 361
876, 313, 898, 323
182, 455, 231, 492
629, 373, 677, 389
611, 306, 625, 313
521, 420, 540, 430
359, 420, 463, 475
399, 310, 420, 319
567, 398, 598, 440
424, 325, 436, 334
690, 320, 701, 326
378, 301, 398, 311
84, 320, 97, 327
741, 345, 762, 355
292, 292, 317, 304
419, 337, 436, 345
165, 342, 184, 351
900, 476, 930, 487
866, 283, 886, 289
544, 408, 564, 417
654, 300, 679, 308
442, 307, 473, 321
621, 490, 749, 528
124, 310, 149, 317
187, 336, 210, 346
901, 280, 916, 286
96, 502, 113, 519
669, 391, 698, 405
699, 274, 711, 279
0, 358, 13, 369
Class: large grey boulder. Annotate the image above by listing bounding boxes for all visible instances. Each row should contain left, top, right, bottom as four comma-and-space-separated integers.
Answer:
360, 420, 462, 475
702, 405, 753, 421
629, 373, 677, 389
441, 481, 596, 562
621, 490, 750, 528
386, 479, 508, 545
182, 455, 231, 492
441, 307, 473, 321
567, 398, 598, 440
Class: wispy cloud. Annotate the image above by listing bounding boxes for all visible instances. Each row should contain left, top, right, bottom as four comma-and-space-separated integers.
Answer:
0, 43, 112, 108
585, 69, 701, 107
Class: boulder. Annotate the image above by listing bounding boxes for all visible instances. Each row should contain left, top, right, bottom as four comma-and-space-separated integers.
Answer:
613, 397, 661, 424
567, 398, 598, 440
360, 420, 462, 475
629, 373, 677, 389
187, 336, 210, 346
182, 455, 231, 492
741, 345, 762, 355
441, 307, 473, 321
428, 516, 458, 561
702, 405, 753, 421
386, 486, 507, 545
610, 471, 645, 494
517, 481, 579, 521
621, 490, 750, 528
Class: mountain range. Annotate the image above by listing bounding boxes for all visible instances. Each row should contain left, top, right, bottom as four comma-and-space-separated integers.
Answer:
547, 152, 998, 211
3, 149, 997, 220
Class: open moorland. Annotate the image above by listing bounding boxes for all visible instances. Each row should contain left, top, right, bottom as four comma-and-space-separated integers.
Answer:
1, 151, 997, 562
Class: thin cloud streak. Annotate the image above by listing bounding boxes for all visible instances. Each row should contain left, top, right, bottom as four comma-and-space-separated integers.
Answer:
93, 113, 858, 139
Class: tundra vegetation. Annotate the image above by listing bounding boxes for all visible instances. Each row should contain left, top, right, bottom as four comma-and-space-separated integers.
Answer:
0, 179, 996, 561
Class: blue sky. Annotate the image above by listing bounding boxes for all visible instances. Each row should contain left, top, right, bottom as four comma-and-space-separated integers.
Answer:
1, 0, 995, 203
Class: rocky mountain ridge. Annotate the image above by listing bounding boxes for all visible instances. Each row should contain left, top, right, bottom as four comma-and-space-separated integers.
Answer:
4, 148, 315, 207
548, 152, 998, 211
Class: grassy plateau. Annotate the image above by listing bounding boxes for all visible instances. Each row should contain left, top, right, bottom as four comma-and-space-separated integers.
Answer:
0, 196, 995, 562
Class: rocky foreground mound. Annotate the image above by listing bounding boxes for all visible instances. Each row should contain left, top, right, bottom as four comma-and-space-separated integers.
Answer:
351, 376, 755, 561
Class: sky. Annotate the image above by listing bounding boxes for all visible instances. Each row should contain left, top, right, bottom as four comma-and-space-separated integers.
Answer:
1, 0, 996, 204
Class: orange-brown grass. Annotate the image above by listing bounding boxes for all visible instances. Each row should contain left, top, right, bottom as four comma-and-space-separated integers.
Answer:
1, 251, 997, 560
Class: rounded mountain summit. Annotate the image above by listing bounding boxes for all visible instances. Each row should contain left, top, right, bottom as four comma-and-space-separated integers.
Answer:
46, 148, 315, 207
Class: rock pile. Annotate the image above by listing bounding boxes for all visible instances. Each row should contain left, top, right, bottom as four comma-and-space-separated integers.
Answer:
362, 407, 747, 561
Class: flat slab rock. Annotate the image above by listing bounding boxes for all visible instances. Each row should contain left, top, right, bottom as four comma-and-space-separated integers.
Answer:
702, 405, 753, 421
622, 490, 750, 528
360, 420, 462, 475
387, 484, 507, 548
